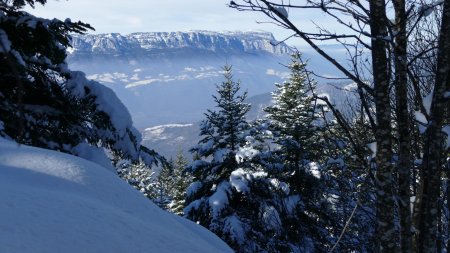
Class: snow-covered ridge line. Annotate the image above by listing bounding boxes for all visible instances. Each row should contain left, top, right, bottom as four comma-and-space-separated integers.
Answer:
145, 124, 194, 132
69, 30, 292, 56
142, 124, 196, 142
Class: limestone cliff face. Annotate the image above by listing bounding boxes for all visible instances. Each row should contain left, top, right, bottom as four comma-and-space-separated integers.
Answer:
69, 31, 292, 56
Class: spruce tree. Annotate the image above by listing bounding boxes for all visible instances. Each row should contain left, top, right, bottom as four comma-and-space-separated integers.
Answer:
0, 0, 162, 168
264, 53, 326, 200
263, 53, 338, 251
186, 65, 250, 184
185, 65, 257, 251
185, 67, 296, 252
148, 161, 174, 210
0, 0, 93, 149
116, 160, 154, 198
169, 150, 192, 215
264, 53, 322, 167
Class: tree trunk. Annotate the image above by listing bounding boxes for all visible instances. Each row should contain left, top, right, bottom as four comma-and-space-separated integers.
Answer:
437, 196, 442, 253
393, 0, 413, 252
369, 0, 397, 252
447, 165, 450, 253
416, 1, 450, 252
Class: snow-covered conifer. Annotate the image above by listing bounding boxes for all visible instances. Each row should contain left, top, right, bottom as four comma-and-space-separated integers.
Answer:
264, 52, 323, 168
185, 65, 259, 251
148, 161, 174, 209
185, 66, 303, 252
263, 53, 341, 251
116, 160, 154, 198
186, 65, 250, 184
0, 1, 163, 169
169, 150, 192, 215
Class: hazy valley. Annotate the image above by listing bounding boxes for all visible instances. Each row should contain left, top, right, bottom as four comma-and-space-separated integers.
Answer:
67, 30, 352, 159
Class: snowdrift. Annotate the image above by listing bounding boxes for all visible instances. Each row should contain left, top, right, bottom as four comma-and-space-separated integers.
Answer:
0, 138, 232, 253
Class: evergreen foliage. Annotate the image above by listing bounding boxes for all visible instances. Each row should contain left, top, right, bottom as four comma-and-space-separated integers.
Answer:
0, 0, 162, 167
185, 65, 269, 252
147, 161, 174, 209
117, 150, 192, 214
262, 54, 338, 251
0, 0, 92, 149
116, 160, 154, 198
169, 150, 192, 215
147, 151, 193, 212
262, 54, 377, 251
184, 62, 337, 252
183, 55, 375, 252
186, 65, 251, 195
264, 53, 324, 166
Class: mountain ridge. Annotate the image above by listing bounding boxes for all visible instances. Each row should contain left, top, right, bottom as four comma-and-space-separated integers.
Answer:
69, 30, 292, 56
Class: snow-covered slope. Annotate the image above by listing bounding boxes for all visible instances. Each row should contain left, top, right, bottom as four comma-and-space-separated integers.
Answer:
0, 138, 233, 253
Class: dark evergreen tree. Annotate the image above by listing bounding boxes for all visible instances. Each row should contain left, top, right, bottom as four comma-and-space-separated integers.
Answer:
0, 0, 93, 149
230, 122, 294, 252
264, 53, 326, 210
169, 150, 192, 215
262, 53, 343, 251
264, 53, 323, 168
185, 65, 261, 251
148, 161, 174, 209
185, 65, 307, 252
0, 0, 162, 168
186, 65, 250, 188
116, 160, 154, 198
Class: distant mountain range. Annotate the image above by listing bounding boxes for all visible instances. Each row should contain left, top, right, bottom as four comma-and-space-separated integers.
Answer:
69, 31, 292, 56
67, 31, 293, 129
67, 30, 355, 159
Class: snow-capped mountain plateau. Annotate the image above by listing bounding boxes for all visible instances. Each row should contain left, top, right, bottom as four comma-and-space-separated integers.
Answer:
69, 31, 291, 56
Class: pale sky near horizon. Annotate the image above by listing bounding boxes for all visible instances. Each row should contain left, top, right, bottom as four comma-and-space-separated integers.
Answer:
25, 0, 339, 47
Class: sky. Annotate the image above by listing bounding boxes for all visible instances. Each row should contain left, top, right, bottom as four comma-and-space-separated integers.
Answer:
24, 0, 338, 47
